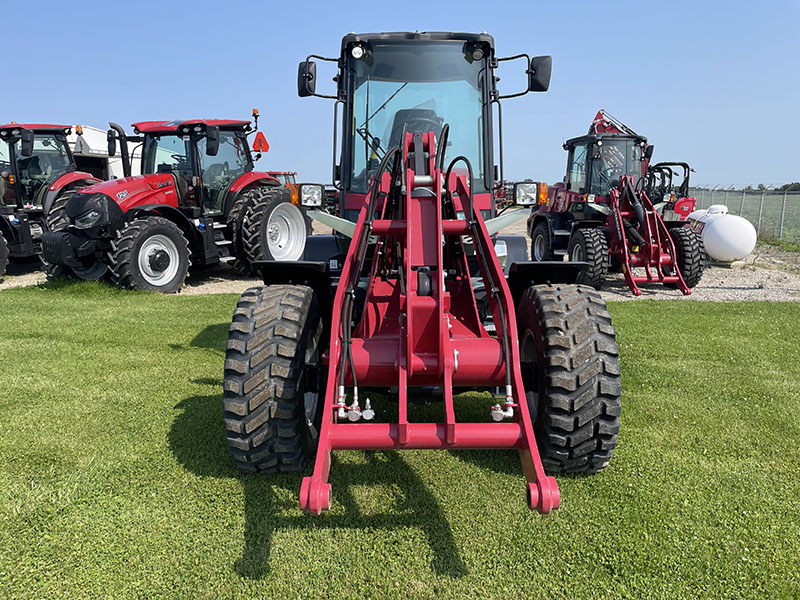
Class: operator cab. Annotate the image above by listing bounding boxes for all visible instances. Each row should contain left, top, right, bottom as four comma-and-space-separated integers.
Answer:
0, 124, 75, 209
563, 133, 650, 199
130, 120, 255, 214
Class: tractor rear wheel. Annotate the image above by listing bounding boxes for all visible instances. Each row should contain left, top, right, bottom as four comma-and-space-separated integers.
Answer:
108, 216, 190, 293
45, 187, 83, 232
568, 228, 608, 289
666, 226, 704, 288
223, 285, 323, 473
242, 187, 310, 263
0, 231, 9, 278
226, 191, 258, 274
517, 284, 621, 474
530, 222, 554, 261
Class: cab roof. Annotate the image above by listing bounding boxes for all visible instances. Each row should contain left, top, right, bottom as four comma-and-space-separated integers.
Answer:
132, 119, 251, 134
341, 31, 495, 52
0, 123, 72, 133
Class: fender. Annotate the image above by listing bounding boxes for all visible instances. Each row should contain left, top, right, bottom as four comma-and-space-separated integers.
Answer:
527, 210, 569, 236
125, 204, 200, 245
223, 172, 281, 215
43, 171, 101, 214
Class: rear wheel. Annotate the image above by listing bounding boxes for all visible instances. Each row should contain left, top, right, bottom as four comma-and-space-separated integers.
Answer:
517, 284, 621, 474
109, 216, 190, 293
226, 191, 257, 273
223, 285, 323, 473
568, 228, 608, 289
242, 187, 310, 262
530, 222, 554, 261
0, 231, 9, 278
665, 226, 704, 288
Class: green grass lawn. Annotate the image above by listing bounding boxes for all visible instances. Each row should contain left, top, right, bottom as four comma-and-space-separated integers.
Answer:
1, 282, 798, 599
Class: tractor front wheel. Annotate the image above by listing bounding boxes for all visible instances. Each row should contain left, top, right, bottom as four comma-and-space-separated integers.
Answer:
223, 285, 323, 473
108, 216, 190, 293
242, 187, 310, 263
517, 284, 621, 474
666, 226, 704, 288
530, 222, 554, 261
568, 228, 608, 289
45, 187, 84, 232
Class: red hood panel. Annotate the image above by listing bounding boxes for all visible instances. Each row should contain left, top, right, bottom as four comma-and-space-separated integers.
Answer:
79, 174, 180, 210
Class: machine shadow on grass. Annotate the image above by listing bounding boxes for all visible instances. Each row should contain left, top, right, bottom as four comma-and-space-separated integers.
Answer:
168, 392, 468, 580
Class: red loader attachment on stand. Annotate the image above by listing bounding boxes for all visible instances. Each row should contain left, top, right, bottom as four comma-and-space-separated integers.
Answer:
299, 130, 560, 515
607, 176, 691, 296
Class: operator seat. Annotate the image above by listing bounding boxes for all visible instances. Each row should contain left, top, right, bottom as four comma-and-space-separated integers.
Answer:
388, 109, 444, 149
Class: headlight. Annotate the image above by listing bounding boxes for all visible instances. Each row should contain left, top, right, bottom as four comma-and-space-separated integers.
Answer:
74, 209, 101, 229
514, 182, 539, 206
292, 184, 323, 207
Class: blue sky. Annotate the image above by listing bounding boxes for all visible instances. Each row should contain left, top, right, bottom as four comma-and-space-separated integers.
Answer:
5, 0, 798, 186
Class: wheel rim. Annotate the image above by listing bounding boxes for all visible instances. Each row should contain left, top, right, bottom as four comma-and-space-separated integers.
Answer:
570, 242, 584, 262
73, 261, 108, 281
138, 234, 180, 286
266, 204, 306, 261
533, 235, 545, 261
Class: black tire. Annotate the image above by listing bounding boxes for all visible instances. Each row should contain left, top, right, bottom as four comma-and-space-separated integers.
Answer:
0, 231, 9, 279
223, 285, 324, 473
517, 284, 621, 474
226, 190, 258, 274
45, 187, 84, 232
665, 226, 704, 289
108, 216, 190, 293
530, 222, 554, 261
568, 228, 608, 289
242, 187, 310, 263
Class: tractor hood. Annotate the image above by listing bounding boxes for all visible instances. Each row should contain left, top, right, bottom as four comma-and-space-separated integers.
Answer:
77, 174, 180, 211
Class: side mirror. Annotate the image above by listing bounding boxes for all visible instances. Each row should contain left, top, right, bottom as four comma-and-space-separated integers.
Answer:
645, 145, 654, 160
20, 129, 34, 157
298, 61, 317, 97
206, 125, 219, 156
528, 56, 552, 92
107, 129, 117, 157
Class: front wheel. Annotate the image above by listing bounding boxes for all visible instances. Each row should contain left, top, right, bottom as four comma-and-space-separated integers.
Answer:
0, 231, 9, 279
45, 187, 85, 232
517, 284, 621, 474
568, 228, 608, 289
223, 285, 323, 473
665, 227, 704, 288
530, 222, 554, 261
108, 216, 190, 293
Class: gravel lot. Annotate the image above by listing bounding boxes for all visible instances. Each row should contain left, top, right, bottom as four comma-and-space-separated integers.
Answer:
2, 218, 799, 301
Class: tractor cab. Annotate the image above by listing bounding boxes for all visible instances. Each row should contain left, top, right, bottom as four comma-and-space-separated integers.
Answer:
296, 32, 548, 223
562, 115, 651, 200
266, 171, 296, 187
125, 119, 255, 214
0, 124, 76, 209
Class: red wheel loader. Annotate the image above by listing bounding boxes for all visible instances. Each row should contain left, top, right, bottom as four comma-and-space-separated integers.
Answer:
528, 110, 703, 295
222, 32, 622, 514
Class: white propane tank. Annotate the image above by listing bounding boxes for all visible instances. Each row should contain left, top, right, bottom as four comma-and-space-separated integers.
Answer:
687, 204, 757, 262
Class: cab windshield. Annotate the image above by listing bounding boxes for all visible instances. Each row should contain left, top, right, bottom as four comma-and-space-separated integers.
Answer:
142, 134, 194, 178
198, 131, 251, 212
6, 133, 73, 206
349, 41, 488, 194
589, 138, 643, 196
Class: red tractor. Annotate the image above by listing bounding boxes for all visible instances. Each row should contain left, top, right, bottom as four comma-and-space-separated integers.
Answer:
41, 113, 310, 292
0, 123, 100, 277
220, 32, 623, 515
528, 110, 703, 295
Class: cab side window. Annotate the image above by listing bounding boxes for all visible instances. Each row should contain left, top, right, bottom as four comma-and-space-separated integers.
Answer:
568, 143, 588, 193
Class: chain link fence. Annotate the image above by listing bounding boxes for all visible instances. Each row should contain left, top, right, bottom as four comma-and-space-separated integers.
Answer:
689, 187, 800, 243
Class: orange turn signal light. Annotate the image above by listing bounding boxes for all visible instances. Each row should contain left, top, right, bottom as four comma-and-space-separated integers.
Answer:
290, 183, 300, 206
538, 182, 549, 204
75, 124, 83, 135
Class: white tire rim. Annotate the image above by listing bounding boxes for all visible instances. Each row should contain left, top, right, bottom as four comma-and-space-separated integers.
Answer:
266, 203, 306, 261
570, 243, 584, 262
138, 234, 180, 286
533, 235, 546, 261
